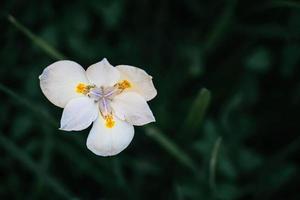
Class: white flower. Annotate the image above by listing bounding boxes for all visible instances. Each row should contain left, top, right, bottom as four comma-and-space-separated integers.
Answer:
39, 58, 157, 156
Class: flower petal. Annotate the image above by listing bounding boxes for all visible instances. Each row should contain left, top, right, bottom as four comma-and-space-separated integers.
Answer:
111, 92, 155, 126
86, 58, 120, 87
86, 115, 134, 156
116, 65, 157, 101
60, 97, 98, 131
39, 60, 89, 108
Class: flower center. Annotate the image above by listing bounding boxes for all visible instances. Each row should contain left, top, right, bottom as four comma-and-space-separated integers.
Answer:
75, 80, 131, 128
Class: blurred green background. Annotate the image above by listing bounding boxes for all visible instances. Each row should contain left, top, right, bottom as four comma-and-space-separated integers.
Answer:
1, 0, 300, 199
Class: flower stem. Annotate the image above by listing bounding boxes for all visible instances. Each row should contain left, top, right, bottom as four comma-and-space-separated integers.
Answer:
145, 126, 200, 175
209, 137, 222, 195
8, 15, 66, 60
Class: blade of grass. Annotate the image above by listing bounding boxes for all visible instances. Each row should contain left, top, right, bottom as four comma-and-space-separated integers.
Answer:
184, 88, 211, 132
0, 133, 76, 199
204, 0, 237, 53
209, 137, 222, 194
0, 83, 57, 127
145, 126, 199, 174
31, 126, 54, 199
56, 139, 110, 184
8, 15, 65, 60
175, 183, 184, 200
112, 158, 126, 189
111, 158, 134, 199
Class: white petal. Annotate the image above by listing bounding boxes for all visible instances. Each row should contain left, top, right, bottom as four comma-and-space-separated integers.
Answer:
60, 97, 98, 131
111, 92, 155, 126
39, 60, 89, 108
86, 115, 134, 156
86, 58, 120, 87
116, 65, 157, 101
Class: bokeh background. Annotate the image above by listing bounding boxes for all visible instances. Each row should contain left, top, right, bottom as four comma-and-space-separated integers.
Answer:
1, 0, 300, 199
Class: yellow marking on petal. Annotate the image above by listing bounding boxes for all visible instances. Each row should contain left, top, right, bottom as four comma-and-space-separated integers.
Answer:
76, 83, 87, 94
105, 115, 115, 128
76, 83, 95, 94
117, 80, 131, 90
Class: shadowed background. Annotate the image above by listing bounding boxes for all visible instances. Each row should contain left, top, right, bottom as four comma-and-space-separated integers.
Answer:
1, 0, 300, 199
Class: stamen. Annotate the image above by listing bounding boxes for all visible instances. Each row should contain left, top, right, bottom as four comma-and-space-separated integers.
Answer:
117, 80, 131, 90
104, 115, 115, 128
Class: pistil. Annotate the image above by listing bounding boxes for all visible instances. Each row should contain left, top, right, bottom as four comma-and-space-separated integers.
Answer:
76, 80, 131, 129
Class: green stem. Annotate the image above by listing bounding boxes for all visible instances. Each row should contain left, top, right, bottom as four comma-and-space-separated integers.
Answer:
145, 126, 199, 175
32, 126, 54, 199
204, 0, 237, 53
184, 88, 211, 133
209, 137, 222, 194
0, 83, 57, 127
8, 15, 66, 60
